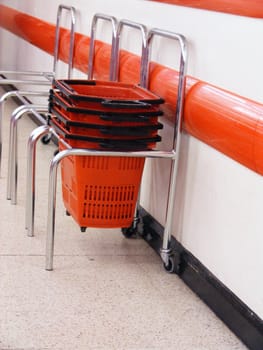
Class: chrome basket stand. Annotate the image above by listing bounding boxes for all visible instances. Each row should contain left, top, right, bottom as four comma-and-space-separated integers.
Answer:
25, 15, 149, 239
25, 22, 188, 272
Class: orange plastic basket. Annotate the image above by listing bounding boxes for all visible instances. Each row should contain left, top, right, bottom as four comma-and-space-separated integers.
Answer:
50, 118, 161, 151
59, 142, 145, 229
50, 106, 163, 140
50, 90, 163, 126
53, 79, 164, 112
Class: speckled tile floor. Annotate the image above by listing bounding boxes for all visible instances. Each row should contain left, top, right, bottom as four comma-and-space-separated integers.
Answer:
0, 90, 248, 349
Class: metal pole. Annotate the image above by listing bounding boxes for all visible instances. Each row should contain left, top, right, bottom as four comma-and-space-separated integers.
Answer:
143, 28, 188, 267
46, 149, 66, 270
88, 13, 118, 80
0, 90, 48, 176
53, 5, 76, 78
7, 105, 48, 203
26, 125, 50, 236
114, 19, 148, 86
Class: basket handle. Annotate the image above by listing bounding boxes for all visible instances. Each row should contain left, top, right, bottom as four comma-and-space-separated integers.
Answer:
101, 123, 162, 135
99, 141, 149, 150
100, 135, 161, 148
100, 114, 150, 122
101, 128, 146, 136
101, 99, 150, 109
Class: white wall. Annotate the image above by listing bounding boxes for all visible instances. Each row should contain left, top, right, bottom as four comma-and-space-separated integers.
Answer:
0, 0, 262, 319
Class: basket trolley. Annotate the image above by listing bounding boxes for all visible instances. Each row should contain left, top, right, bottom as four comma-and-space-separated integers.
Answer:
26, 16, 149, 229
52, 18, 153, 232
26, 24, 187, 273
3, 4, 76, 200
48, 19, 153, 233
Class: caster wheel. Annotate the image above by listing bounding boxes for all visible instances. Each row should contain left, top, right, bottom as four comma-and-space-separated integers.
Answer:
53, 148, 59, 156
80, 227, 87, 232
121, 227, 137, 239
41, 134, 51, 144
65, 210, 71, 216
163, 254, 180, 274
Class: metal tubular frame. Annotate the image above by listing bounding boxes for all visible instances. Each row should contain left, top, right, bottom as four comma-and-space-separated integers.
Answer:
0, 90, 49, 174
45, 145, 175, 271
87, 13, 118, 81
2, 5, 76, 203
143, 28, 188, 266
114, 19, 148, 86
24, 26, 187, 271
53, 4, 76, 79
0, 4, 76, 173
0, 4, 76, 85
26, 125, 52, 235
7, 106, 48, 204
25, 15, 149, 241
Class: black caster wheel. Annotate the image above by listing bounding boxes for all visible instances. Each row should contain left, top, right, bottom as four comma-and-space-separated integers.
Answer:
163, 254, 180, 274
80, 227, 87, 233
65, 210, 71, 216
41, 134, 51, 144
121, 227, 137, 239
53, 148, 59, 156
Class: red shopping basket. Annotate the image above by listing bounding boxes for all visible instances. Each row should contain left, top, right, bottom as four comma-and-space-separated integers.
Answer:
52, 79, 164, 111
50, 117, 161, 151
49, 89, 163, 126
50, 79, 164, 230
59, 142, 145, 229
50, 106, 163, 139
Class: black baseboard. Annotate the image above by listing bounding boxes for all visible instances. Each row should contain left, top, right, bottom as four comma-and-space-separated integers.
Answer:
138, 206, 263, 350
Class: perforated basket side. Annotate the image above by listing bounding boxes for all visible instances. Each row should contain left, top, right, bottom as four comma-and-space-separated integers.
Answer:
60, 155, 145, 228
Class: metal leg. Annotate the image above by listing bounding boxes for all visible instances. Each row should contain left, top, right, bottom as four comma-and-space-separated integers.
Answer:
7, 105, 48, 203
142, 28, 188, 272
26, 125, 50, 236
0, 91, 19, 176
46, 150, 69, 271
121, 187, 141, 238
160, 157, 179, 269
9, 115, 17, 205
7, 105, 31, 200
132, 197, 141, 230
0, 90, 49, 177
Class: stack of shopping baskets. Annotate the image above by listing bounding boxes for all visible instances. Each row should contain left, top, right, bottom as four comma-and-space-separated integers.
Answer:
49, 79, 164, 231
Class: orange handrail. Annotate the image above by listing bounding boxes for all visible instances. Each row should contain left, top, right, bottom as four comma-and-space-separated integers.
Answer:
184, 82, 263, 174
1, 4, 263, 175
